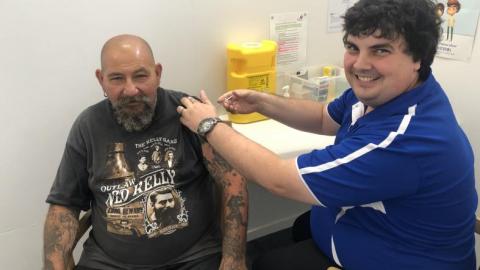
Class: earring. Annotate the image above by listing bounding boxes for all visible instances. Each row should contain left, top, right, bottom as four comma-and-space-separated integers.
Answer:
103, 92, 107, 97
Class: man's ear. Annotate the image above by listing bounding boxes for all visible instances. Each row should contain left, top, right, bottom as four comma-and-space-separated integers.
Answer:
95, 69, 107, 96
155, 63, 163, 80
95, 69, 104, 85
414, 61, 421, 72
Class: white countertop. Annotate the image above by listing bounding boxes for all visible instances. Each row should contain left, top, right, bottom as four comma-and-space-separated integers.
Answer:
232, 119, 335, 158
229, 118, 335, 239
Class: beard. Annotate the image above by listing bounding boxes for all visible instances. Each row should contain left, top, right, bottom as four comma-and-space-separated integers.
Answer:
154, 206, 178, 226
112, 94, 156, 132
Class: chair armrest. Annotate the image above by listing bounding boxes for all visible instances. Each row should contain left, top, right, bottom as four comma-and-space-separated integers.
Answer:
74, 209, 92, 246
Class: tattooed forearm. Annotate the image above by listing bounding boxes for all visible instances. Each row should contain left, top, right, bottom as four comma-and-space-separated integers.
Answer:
43, 204, 80, 270
202, 142, 249, 262
222, 195, 248, 260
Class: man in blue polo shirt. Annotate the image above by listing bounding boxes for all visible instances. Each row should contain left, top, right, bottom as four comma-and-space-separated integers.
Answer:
176, 0, 477, 269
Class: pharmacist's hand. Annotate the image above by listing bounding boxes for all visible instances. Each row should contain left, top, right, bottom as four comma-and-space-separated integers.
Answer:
218, 89, 261, 114
178, 90, 217, 134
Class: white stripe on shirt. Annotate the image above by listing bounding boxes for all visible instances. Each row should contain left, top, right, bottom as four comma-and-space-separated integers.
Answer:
299, 104, 417, 175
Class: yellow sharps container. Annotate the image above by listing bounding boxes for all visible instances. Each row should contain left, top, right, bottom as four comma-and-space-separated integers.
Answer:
227, 40, 277, 123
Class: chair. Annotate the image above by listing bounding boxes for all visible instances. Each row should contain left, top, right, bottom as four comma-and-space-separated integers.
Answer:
67, 210, 92, 268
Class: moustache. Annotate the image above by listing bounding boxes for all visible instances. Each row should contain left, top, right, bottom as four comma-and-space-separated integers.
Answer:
115, 95, 151, 107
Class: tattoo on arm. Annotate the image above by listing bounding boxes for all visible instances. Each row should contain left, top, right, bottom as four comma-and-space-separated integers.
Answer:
43, 205, 80, 270
201, 142, 249, 261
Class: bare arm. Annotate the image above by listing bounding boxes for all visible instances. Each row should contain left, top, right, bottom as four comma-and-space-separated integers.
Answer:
219, 90, 339, 135
206, 124, 318, 205
179, 91, 320, 205
201, 142, 249, 270
43, 204, 80, 270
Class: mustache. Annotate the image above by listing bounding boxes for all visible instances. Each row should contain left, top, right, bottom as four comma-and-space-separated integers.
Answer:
114, 94, 151, 107
111, 94, 156, 132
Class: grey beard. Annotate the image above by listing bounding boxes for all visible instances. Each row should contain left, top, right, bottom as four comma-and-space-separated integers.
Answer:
112, 95, 156, 132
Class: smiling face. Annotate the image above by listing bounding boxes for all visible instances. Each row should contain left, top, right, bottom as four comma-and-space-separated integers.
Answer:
343, 32, 421, 108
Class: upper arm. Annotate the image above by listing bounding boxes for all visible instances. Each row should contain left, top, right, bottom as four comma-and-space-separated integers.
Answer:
320, 104, 340, 136
46, 116, 92, 210
46, 204, 81, 220
272, 159, 323, 206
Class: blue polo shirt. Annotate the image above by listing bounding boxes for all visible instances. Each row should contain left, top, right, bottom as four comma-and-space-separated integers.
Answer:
296, 72, 477, 269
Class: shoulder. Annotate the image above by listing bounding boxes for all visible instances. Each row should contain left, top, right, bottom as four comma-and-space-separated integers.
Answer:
160, 88, 190, 105
76, 99, 109, 124
73, 99, 110, 128
67, 99, 109, 140
327, 88, 357, 124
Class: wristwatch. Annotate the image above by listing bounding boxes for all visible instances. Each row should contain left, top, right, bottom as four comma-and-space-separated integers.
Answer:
197, 117, 222, 138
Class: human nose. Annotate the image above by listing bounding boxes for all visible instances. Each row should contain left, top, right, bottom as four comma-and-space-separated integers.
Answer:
353, 51, 372, 71
123, 78, 140, 96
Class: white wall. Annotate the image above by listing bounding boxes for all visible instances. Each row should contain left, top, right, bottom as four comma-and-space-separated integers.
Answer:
0, 0, 479, 269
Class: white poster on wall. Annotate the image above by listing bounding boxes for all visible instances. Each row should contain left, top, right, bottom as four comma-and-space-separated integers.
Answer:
327, 0, 359, 33
269, 12, 308, 72
436, 0, 480, 61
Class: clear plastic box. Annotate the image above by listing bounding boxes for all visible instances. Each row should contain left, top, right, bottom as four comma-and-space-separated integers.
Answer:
276, 65, 350, 102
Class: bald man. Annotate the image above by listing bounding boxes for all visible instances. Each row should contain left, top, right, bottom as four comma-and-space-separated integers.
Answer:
43, 35, 248, 270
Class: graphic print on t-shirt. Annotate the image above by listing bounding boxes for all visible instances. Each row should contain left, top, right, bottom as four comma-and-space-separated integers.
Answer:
99, 138, 188, 238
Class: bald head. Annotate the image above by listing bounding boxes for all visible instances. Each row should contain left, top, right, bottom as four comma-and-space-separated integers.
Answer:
100, 34, 156, 70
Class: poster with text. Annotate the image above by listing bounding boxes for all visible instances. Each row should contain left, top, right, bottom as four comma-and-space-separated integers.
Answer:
436, 0, 480, 61
270, 12, 308, 72
327, 0, 359, 33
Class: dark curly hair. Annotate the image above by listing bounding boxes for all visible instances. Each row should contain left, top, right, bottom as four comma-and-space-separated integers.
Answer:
343, 0, 442, 81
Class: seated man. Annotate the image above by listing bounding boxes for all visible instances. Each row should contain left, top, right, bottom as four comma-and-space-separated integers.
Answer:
43, 34, 248, 270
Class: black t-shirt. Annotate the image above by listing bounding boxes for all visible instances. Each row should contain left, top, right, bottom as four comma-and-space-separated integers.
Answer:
46, 88, 221, 268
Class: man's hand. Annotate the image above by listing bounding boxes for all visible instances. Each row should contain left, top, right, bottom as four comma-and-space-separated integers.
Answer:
178, 90, 218, 134
217, 89, 262, 114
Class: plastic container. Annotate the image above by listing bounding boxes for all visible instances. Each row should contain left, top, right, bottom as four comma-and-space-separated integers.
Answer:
226, 40, 277, 123
277, 65, 349, 103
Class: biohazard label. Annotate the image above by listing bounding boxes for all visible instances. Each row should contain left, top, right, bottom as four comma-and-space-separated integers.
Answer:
247, 74, 270, 91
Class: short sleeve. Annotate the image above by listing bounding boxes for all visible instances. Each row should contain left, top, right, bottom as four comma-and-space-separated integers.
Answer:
46, 116, 92, 210
327, 90, 351, 125
296, 132, 420, 208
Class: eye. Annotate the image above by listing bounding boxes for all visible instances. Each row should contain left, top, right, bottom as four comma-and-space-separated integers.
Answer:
344, 43, 358, 53
374, 48, 390, 55
134, 74, 149, 81
110, 76, 123, 81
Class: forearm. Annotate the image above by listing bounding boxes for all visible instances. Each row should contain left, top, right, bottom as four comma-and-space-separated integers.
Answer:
206, 124, 318, 205
256, 92, 328, 134
201, 143, 248, 262
219, 175, 248, 261
43, 204, 80, 270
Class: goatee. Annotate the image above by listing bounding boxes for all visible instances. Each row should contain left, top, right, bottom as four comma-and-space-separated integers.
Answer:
112, 95, 156, 132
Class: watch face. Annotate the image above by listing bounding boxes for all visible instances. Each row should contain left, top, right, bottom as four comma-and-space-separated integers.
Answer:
198, 118, 219, 136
